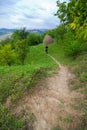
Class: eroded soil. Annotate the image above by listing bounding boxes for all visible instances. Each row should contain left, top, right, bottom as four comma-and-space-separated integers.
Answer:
12, 56, 83, 130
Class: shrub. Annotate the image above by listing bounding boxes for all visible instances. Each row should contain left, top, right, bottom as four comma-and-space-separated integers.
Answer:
0, 44, 17, 66
14, 39, 29, 65
11, 28, 29, 41
27, 33, 42, 46
64, 40, 82, 57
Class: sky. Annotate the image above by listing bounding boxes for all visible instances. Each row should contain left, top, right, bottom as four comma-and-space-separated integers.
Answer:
0, 0, 67, 29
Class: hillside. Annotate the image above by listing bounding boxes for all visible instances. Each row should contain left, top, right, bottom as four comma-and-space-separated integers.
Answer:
0, 42, 87, 130
0, 28, 47, 37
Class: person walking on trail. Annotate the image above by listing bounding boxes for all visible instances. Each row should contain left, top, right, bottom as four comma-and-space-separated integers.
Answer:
43, 34, 53, 54
45, 46, 48, 54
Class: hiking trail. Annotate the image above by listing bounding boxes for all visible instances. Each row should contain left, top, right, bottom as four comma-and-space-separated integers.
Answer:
13, 55, 83, 130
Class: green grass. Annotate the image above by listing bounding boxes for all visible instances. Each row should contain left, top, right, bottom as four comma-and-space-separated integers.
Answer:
0, 43, 59, 104
52, 126, 61, 130
63, 117, 73, 123
0, 104, 26, 130
49, 42, 72, 65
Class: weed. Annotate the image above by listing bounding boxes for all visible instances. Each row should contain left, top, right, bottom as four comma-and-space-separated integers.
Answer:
28, 113, 36, 124
0, 104, 25, 130
52, 125, 62, 130
63, 117, 73, 123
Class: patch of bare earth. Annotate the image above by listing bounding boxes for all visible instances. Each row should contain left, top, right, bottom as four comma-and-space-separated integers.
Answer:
12, 56, 83, 130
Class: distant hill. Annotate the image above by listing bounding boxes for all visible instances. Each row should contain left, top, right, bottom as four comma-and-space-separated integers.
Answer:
0, 28, 47, 36
0, 28, 15, 35
0, 28, 47, 41
28, 29, 47, 34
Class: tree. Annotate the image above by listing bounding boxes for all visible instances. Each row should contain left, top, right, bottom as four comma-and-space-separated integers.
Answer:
55, 25, 66, 43
14, 39, 29, 65
27, 33, 42, 46
55, 0, 87, 40
0, 44, 17, 66
12, 28, 29, 41
55, 0, 67, 23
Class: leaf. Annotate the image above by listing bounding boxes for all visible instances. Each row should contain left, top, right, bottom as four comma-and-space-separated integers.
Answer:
69, 23, 76, 29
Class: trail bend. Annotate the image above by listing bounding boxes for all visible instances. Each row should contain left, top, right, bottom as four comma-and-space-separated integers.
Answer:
14, 55, 83, 130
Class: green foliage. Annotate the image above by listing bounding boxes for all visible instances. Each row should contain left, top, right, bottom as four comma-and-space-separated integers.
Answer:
52, 126, 61, 130
80, 73, 87, 82
55, 25, 66, 43
12, 28, 29, 41
0, 44, 17, 66
70, 52, 87, 89
55, 0, 67, 23
64, 40, 82, 57
14, 39, 29, 65
55, 0, 87, 40
0, 104, 25, 130
64, 117, 73, 123
28, 113, 36, 124
27, 33, 42, 46
0, 38, 11, 46
42, 29, 56, 39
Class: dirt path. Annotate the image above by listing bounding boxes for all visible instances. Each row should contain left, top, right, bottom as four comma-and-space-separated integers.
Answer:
14, 55, 83, 130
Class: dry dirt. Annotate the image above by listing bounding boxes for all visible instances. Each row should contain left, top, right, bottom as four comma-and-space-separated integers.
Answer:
13, 55, 83, 130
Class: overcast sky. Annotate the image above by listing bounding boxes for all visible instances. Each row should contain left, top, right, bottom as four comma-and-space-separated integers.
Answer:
0, 0, 67, 29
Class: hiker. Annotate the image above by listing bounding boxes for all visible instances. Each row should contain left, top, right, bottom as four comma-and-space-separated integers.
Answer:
45, 46, 48, 54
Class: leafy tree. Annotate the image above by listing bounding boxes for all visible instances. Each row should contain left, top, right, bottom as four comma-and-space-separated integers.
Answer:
55, 0, 67, 23
27, 33, 42, 46
46, 29, 56, 38
55, 25, 66, 43
64, 40, 83, 57
55, 0, 87, 40
0, 44, 17, 66
14, 39, 29, 65
12, 28, 29, 41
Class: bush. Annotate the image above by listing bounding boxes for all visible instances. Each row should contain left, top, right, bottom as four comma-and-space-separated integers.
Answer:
11, 28, 29, 41
64, 40, 82, 57
27, 33, 42, 46
14, 39, 29, 65
0, 44, 17, 66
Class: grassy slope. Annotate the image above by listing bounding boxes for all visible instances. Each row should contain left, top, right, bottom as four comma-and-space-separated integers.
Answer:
0, 43, 58, 104
0, 42, 87, 129
0, 43, 58, 130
